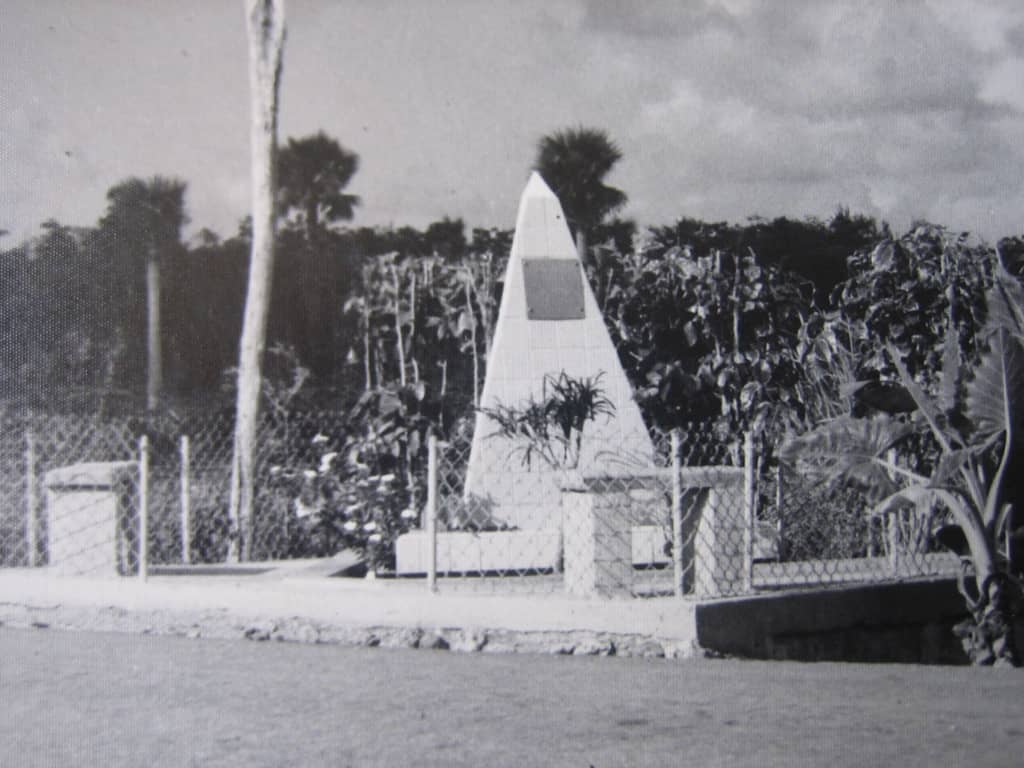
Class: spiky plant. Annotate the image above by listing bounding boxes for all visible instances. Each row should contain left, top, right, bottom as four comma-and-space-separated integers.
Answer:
478, 371, 615, 471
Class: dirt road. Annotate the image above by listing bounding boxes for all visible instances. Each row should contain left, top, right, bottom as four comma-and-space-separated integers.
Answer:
1, 627, 1020, 767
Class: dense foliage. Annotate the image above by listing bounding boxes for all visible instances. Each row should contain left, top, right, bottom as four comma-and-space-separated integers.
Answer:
4, 128, 1024, 613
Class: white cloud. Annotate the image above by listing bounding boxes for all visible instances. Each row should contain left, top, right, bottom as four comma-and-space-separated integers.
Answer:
3, 0, 1024, 246
980, 57, 1024, 110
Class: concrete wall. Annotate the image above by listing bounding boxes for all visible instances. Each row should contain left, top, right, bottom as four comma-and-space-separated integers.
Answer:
695, 578, 1024, 664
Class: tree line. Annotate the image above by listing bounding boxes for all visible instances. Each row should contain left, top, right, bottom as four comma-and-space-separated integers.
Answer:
0, 130, 899, 415
2, 126, 1022, 441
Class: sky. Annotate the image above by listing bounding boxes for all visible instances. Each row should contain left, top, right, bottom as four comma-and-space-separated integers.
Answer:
3, 0, 1024, 247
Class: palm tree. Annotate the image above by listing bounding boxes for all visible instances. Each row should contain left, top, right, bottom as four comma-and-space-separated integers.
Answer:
230, 0, 286, 562
534, 127, 627, 263
276, 131, 359, 242
100, 176, 188, 411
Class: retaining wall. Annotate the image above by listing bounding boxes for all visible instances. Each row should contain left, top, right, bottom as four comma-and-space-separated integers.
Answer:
696, 578, 1024, 664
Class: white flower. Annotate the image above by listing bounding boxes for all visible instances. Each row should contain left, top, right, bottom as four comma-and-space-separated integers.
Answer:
312, 433, 329, 445
368, 533, 383, 544
293, 497, 320, 519
302, 469, 317, 480
400, 508, 418, 520
318, 452, 338, 474
378, 474, 396, 485
342, 520, 358, 532
363, 521, 378, 533
269, 465, 282, 476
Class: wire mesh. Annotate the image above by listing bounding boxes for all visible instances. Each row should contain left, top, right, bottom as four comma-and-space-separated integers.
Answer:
0, 411, 142, 575
0, 409, 961, 591
401, 421, 958, 599
761, 466, 959, 588
407, 424, 741, 597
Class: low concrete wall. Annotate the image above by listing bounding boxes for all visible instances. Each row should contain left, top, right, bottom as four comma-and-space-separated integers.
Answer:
696, 578, 1024, 665
395, 530, 561, 574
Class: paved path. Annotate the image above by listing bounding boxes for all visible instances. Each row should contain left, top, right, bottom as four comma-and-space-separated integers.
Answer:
2, 626, 1021, 768
0, 566, 698, 652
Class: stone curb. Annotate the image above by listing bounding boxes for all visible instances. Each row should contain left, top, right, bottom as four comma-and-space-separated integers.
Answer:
0, 602, 703, 661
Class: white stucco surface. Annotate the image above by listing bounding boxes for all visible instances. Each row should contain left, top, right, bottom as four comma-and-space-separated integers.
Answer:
463, 173, 654, 530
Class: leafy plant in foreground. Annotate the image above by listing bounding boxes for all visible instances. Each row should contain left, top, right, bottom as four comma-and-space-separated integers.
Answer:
781, 265, 1024, 665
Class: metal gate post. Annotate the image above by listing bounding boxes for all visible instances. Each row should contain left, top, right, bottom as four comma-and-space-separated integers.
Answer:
742, 432, 756, 592
138, 435, 150, 582
25, 430, 38, 567
180, 435, 191, 565
426, 434, 438, 593
671, 429, 683, 597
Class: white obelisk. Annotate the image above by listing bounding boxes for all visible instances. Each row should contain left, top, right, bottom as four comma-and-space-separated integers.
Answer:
463, 172, 654, 530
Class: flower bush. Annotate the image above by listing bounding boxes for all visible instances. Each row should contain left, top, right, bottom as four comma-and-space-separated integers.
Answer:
265, 382, 439, 572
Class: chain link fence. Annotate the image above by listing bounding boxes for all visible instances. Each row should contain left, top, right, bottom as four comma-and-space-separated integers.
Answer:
1, 409, 959, 596
0, 409, 351, 573
765, 465, 959, 588
0, 411, 142, 575
398, 422, 959, 598
398, 424, 752, 597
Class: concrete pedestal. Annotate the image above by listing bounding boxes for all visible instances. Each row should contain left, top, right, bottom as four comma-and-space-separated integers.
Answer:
395, 529, 561, 574
46, 462, 137, 577
685, 467, 745, 598
561, 468, 747, 599
562, 488, 633, 598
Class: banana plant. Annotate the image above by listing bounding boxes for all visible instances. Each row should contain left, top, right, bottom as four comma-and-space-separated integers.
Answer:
781, 264, 1024, 665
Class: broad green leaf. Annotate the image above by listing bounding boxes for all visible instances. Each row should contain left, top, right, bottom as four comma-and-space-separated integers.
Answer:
779, 414, 911, 501
871, 484, 995, 585
986, 264, 1024, 338
965, 330, 1024, 443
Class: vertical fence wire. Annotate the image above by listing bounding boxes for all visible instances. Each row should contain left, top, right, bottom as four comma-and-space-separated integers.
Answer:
743, 431, 756, 592
25, 430, 38, 568
426, 434, 438, 593
180, 435, 191, 565
138, 435, 149, 581
670, 429, 683, 598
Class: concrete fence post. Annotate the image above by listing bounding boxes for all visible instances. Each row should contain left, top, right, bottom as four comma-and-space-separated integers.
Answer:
426, 434, 438, 593
180, 435, 191, 565
25, 430, 38, 567
670, 429, 683, 597
138, 435, 149, 582
743, 431, 756, 592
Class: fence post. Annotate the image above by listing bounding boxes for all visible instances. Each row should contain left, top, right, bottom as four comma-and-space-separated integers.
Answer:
138, 435, 149, 582
426, 434, 438, 593
671, 429, 683, 597
742, 431, 756, 592
179, 435, 191, 565
25, 430, 38, 567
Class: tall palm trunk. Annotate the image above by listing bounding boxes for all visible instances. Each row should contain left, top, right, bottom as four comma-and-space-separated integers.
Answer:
229, 0, 285, 562
145, 249, 162, 411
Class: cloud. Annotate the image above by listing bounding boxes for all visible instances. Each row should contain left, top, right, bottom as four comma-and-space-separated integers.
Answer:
4, 1, 1024, 246
581, 0, 741, 40
572, 0, 1024, 237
